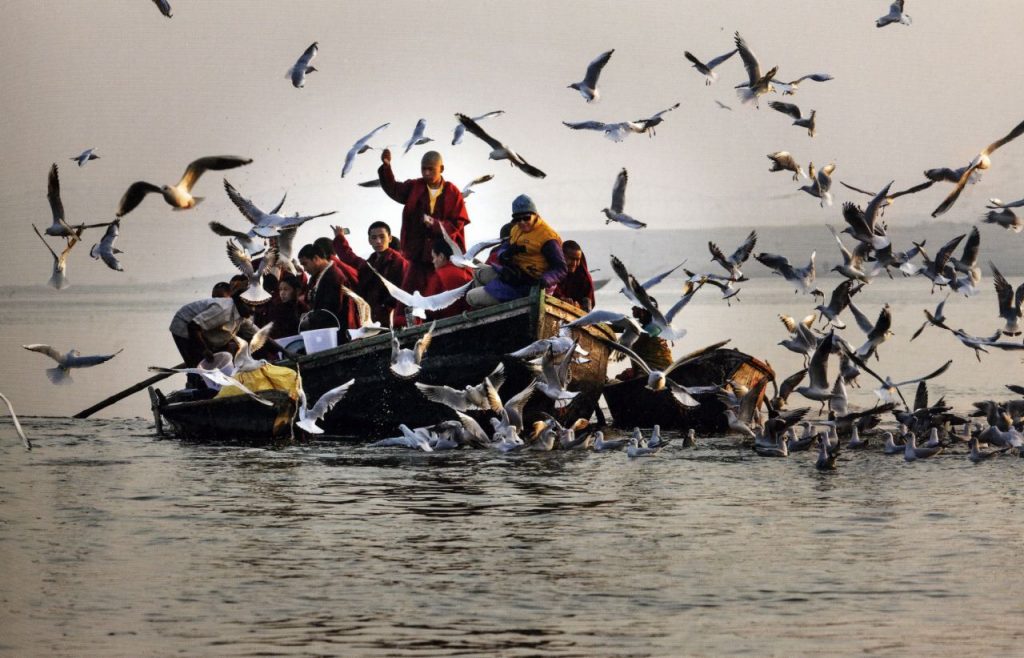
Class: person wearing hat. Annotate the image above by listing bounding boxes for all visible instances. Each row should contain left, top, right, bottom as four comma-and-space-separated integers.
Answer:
466, 194, 567, 307
377, 148, 470, 299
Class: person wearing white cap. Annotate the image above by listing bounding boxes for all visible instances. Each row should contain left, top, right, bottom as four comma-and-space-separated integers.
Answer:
466, 194, 567, 307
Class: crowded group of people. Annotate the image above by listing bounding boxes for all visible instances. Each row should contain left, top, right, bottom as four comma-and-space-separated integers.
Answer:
168, 148, 599, 378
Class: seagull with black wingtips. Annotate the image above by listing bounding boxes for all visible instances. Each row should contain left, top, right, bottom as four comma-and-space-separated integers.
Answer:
602, 168, 646, 229
456, 113, 546, 178
684, 48, 738, 85
286, 42, 318, 88
733, 32, 777, 107
929, 117, 1024, 217
117, 156, 253, 217
771, 73, 833, 96
568, 49, 614, 102
769, 101, 816, 137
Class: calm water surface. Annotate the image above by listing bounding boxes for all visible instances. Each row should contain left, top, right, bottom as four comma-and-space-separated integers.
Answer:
2, 416, 1023, 656
4, 223, 1024, 655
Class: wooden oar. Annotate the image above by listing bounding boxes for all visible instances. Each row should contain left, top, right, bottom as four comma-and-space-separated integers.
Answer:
73, 362, 185, 419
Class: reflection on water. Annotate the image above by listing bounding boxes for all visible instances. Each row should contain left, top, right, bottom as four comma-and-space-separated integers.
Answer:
2, 417, 1023, 656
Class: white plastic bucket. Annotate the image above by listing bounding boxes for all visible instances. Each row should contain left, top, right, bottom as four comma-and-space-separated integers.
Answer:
198, 351, 236, 391
276, 334, 306, 357
301, 328, 339, 354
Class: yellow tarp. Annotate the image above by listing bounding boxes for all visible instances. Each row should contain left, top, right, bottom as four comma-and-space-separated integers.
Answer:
214, 364, 300, 401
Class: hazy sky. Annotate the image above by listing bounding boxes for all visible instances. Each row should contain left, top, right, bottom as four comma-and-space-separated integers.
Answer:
3, 0, 1024, 288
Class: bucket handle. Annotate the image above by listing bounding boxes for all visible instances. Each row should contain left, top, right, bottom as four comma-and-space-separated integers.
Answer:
299, 309, 341, 330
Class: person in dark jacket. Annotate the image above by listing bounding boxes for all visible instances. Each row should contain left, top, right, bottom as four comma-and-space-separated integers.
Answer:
297, 243, 355, 335
552, 240, 595, 311
332, 222, 409, 324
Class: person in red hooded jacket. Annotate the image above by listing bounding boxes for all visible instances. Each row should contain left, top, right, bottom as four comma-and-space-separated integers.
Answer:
422, 237, 473, 321
377, 149, 470, 298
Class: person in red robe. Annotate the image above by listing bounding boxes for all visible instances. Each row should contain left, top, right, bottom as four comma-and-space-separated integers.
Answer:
332, 222, 409, 325
377, 149, 470, 296
422, 237, 473, 321
552, 240, 595, 311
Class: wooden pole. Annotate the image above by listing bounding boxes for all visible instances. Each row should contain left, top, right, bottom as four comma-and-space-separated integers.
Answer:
73, 363, 185, 419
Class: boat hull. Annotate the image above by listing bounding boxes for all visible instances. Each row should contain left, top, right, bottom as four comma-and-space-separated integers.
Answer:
294, 289, 614, 438
602, 348, 774, 434
150, 387, 296, 444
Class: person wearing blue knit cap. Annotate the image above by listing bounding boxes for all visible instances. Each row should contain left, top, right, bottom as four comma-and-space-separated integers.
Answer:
466, 194, 567, 307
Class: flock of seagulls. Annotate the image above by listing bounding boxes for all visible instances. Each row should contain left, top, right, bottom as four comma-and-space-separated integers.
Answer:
9, 1, 1024, 472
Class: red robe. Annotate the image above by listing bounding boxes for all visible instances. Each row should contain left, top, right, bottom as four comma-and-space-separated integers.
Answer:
333, 233, 409, 325
423, 262, 473, 320
378, 163, 470, 294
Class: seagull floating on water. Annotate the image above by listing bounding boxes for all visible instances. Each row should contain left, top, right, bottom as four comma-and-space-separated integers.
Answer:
117, 156, 253, 217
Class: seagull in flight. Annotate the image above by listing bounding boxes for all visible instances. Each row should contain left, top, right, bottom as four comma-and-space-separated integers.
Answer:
70, 148, 99, 167
0, 392, 31, 450
755, 250, 817, 294
286, 42, 318, 88
341, 122, 389, 178
767, 152, 806, 180
295, 377, 355, 434
877, 0, 912, 27
438, 222, 501, 269
708, 230, 757, 279
568, 49, 614, 102
771, 73, 833, 96
402, 119, 434, 155
633, 102, 681, 137
981, 202, 1024, 232
24, 344, 123, 385
845, 350, 952, 408
452, 110, 504, 145
769, 101, 816, 137
32, 223, 81, 290
116, 155, 253, 217
223, 180, 336, 238
226, 239, 278, 305
602, 168, 646, 229
733, 32, 777, 107
371, 265, 472, 319
90, 219, 124, 271
390, 322, 436, 379
460, 174, 494, 197
207, 192, 284, 255
562, 119, 644, 143
151, 0, 172, 18
456, 113, 546, 178
991, 262, 1024, 336
929, 117, 1024, 217
839, 179, 935, 215
799, 162, 836, 207
149, 363, 272, 406
609, 340, 729, 409
684, 48, 738, 85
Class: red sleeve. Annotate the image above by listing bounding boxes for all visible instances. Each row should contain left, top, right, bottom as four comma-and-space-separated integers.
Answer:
333, 232, 366, 270
378, 163, 413, 204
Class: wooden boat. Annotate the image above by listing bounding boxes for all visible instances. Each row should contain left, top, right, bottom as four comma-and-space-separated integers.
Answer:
149, 386, 297, 444
601, 347, 774, 434
293, 287, 615, 438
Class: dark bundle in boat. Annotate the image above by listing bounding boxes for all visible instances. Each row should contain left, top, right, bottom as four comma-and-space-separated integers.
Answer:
602, 347, 773, 434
